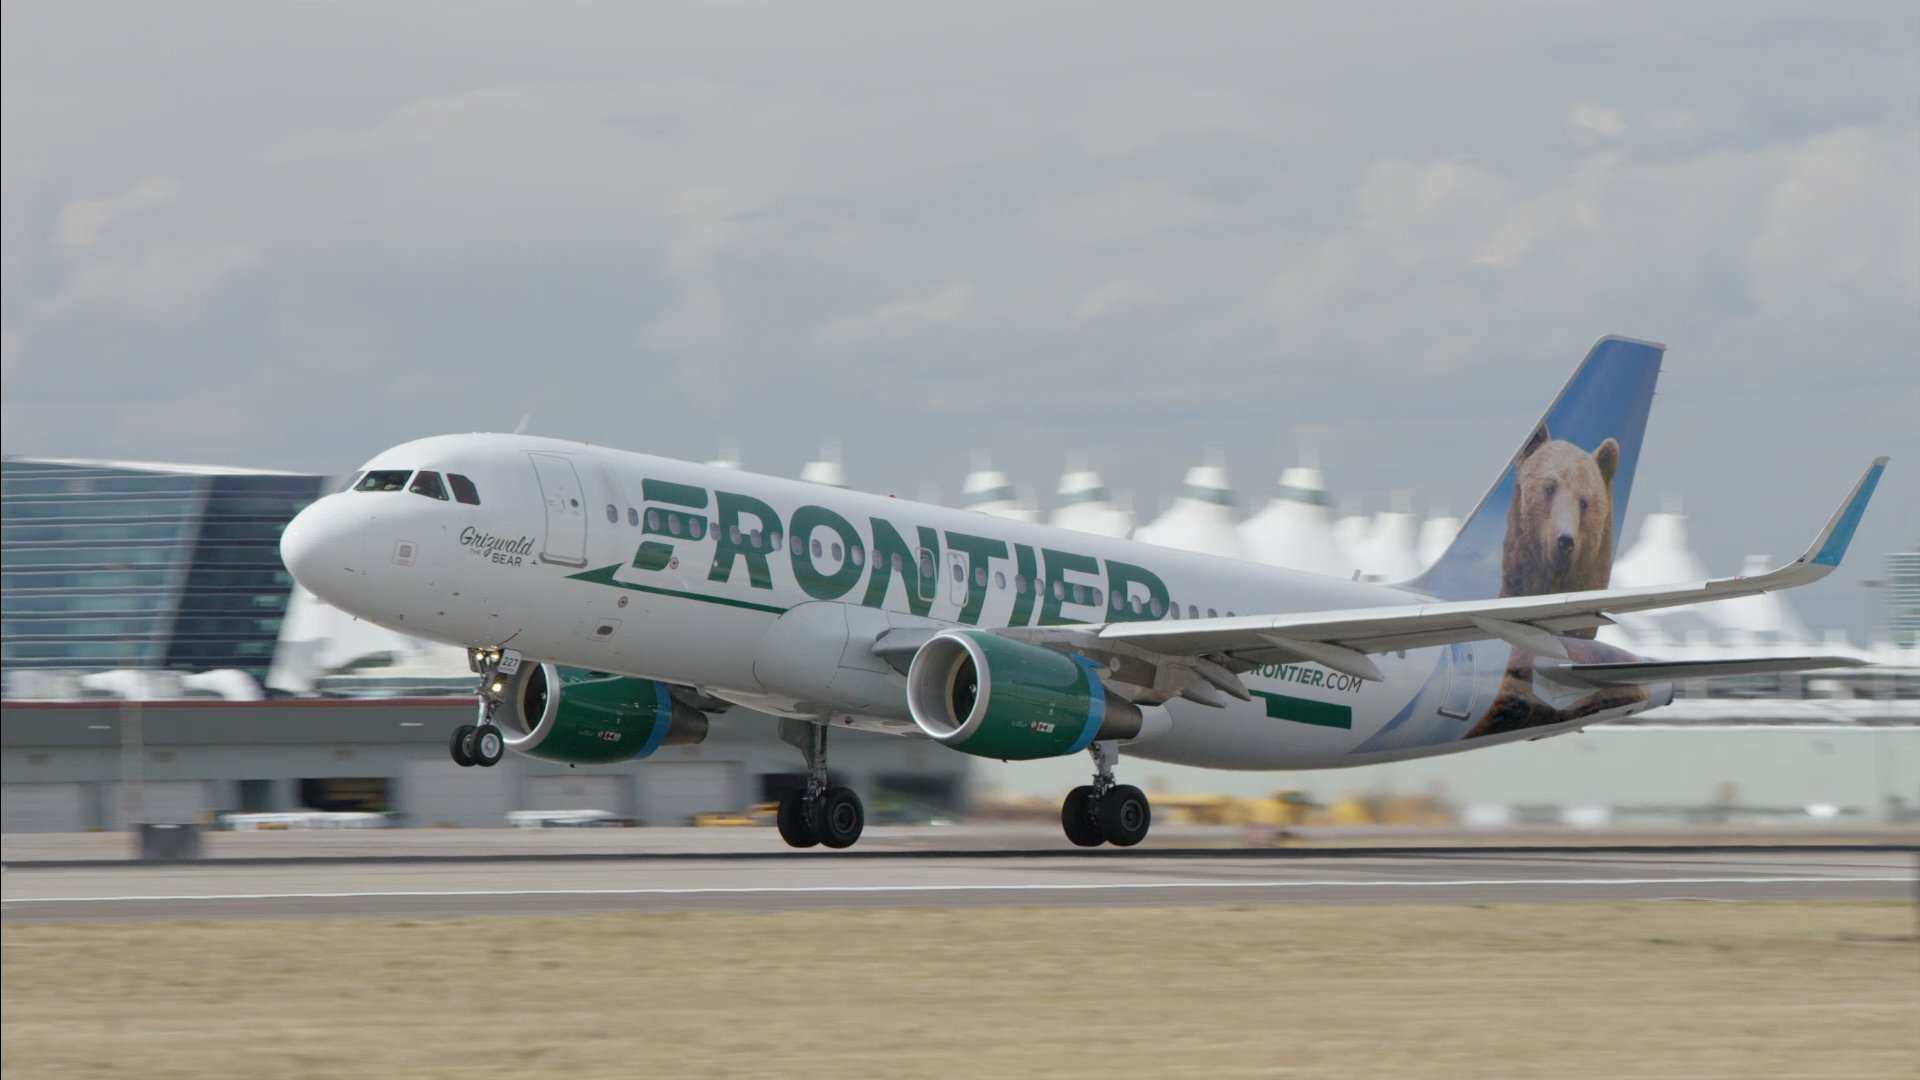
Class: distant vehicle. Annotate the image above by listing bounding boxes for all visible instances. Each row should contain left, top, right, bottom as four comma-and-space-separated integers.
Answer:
505, 809, 630, 828
283, 336, 1885, 851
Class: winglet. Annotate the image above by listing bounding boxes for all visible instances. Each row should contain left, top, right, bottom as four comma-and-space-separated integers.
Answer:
1805, 457, 1888, 568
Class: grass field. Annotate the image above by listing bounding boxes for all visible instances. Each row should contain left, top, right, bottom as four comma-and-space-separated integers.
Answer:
4, 902, 1915, 1079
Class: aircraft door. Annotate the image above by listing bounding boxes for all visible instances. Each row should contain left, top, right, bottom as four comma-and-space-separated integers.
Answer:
529, 453, 588, 567
1437, 641, 1476, 719
947, 551, 969, 605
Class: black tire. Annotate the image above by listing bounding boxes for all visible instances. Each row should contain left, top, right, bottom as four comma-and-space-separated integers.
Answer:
817, 787, 865, 849
471, 724, 504, 767
1099, 785, 1151, 847
776, 790, 820, 848
449, 724, 477, 767
1061, 785, 1104, 847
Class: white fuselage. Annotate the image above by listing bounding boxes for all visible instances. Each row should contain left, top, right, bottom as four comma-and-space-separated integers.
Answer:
282, 434, 1661, 771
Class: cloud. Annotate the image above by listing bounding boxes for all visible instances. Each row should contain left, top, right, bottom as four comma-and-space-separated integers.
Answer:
816, 283, 972, 347
1075, 280, 1156, 320
1081, 80, 1274, 156
41, 241, 258, 321
1568, 104, 1627, 138
55, 177, 181, 247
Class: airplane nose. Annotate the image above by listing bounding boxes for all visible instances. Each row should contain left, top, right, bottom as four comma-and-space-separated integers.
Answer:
280, 496, 365, 600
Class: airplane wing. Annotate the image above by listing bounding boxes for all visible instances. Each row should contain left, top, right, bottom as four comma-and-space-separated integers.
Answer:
1532, 655, 1870, 688
1013, 457, 1886, 699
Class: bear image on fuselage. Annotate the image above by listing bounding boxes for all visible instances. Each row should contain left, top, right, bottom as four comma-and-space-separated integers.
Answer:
1466, 422, 1647, 738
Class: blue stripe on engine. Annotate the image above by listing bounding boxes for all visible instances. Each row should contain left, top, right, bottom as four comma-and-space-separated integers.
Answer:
635, 681, 674, 759
1065, 654, 1107, 754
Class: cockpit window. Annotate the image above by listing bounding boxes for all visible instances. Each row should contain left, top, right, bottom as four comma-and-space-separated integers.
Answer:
409, 471, 450, 500
447, 473, 481, 505
355, 470, 412, 492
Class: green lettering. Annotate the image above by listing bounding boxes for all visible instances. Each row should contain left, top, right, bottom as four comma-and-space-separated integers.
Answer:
789, 505, 866, 601
1104, 560, 1170, 622
945, 531, 1009, 625
1039, 548, 1100, 626
1009, 544, 1039, 627
707, 491, 779, 590
862, 519, 939, 616
642, 479, 709, 508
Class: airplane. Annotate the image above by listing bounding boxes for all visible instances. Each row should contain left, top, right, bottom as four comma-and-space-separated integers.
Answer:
280, 336, 1887, 849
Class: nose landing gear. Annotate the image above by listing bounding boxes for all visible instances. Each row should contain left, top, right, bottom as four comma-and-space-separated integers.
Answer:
775, 720, 865, 850
452, 647, 513, 768
1060, 741, 1151, 848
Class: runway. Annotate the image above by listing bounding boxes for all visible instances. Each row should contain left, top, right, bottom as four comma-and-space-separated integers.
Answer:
6, 846, 1912, 922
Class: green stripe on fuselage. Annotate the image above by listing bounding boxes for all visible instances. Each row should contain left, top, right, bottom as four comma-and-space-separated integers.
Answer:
569, 564, 788, 615
1250, 690, 1352, 729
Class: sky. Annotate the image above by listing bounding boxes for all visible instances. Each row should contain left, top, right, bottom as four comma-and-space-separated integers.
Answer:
3, 2, 1916, 638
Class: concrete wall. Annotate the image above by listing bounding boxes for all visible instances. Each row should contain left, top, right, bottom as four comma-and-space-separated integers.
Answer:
979, 726, 1920, 822
1, 699, 970, 831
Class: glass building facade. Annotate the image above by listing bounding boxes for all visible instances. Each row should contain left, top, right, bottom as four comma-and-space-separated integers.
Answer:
1891, 550, 1920, 650
1, 459, 326, 681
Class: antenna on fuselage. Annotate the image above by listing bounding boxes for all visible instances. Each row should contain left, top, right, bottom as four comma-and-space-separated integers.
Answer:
512, 415, 531, 435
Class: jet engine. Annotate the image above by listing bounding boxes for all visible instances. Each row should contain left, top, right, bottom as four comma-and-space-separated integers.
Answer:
905, 630, 1140, 760
497, 663, 708, 765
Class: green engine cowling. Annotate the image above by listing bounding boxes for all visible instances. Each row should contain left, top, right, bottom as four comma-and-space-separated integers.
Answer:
498, 663, 708, 765
905, 630, 1141, 760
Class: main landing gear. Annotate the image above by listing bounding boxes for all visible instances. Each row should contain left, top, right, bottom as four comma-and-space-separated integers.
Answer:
452, 647, 511, 768
775, 721, 865, 850
1061, 741, 1151, 848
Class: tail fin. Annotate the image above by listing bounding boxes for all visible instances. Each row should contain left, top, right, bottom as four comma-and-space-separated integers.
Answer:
1411, 335, 1664, 601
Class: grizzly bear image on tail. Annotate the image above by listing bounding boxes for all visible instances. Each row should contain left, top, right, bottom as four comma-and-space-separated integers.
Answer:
1501, 422, 1618, 598
1467, 422, 1648, 738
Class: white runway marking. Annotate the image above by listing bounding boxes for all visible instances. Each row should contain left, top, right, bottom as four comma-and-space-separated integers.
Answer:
6, 875, 1909, 905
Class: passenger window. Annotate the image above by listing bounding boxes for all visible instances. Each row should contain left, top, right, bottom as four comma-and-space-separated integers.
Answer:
628, 508, 639, 526
1151, 598, 1165, 617
831, 542, 843, 561
1014, 575, 1028, 594
356, 470, 412, 493
410, 471, 450, 500
847, 545, 860, 566
647, 509, 661, 530
447, 474, 481, 505
605, 504, 618, 523
689, 518, 707, 541
1188, 605, 1198, 620
1207, 608, 1217, 619
812, 539, 824, 558
994, 571, 1006, 590
951, 562, 965, 583
975, 566, 987, 588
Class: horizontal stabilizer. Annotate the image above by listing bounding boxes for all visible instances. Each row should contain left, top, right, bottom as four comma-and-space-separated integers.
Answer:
1536, 655, 1870, 688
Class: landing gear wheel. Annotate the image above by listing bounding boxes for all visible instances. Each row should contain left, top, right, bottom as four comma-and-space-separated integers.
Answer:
1099, 785, 1151, 847
817, 787, 865, 850
449, 724, 477, 767
470, 724, 504, 767
1061, 785, 1104, 847
776, 790, 820, 848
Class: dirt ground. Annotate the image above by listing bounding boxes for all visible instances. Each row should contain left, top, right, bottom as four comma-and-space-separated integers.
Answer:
4, 901, 1916, 1079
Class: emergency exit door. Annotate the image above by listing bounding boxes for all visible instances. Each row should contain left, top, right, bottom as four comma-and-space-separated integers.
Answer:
529, 453, 588, 567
